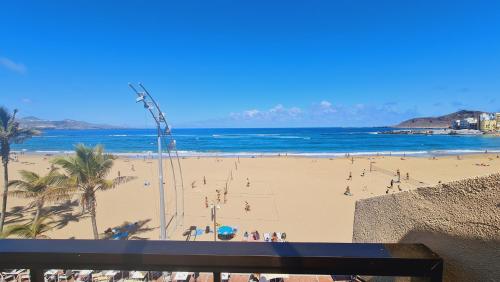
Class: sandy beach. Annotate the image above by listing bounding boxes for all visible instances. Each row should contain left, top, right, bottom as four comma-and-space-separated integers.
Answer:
2, 153, 499, 242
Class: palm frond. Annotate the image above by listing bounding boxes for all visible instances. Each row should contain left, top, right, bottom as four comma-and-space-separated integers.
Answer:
0, 107, 12, 131
8, 190, 39, 199
5, 216, 54, 238
18, 170, 40, 182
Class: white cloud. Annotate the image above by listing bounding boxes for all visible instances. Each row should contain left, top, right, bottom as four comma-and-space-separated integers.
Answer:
320, 100, 331, 108
184, 100, 420, 128
0, 57, 27, 74
243, 109, 260, 118
318, 100, 336, 113
21, 98, 32, 103
230, 104, 303, 121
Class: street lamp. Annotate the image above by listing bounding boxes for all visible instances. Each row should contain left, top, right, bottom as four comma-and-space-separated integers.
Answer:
129, 83, 185, 240
210, 204, 220, 241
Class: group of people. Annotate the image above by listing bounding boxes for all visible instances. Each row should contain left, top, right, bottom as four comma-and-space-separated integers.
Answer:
386, 169, 408, 193
242, 230, 287, 242
343, 162, 412, 196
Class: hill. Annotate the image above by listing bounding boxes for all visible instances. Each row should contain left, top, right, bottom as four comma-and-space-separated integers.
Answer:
394, 110, 481, 128
19, 116, 123, 130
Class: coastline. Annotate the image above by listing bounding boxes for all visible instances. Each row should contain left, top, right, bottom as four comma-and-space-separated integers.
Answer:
12, 148, 500, 158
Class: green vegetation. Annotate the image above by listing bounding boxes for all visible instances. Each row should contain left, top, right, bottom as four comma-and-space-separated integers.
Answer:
53, 144, 135, 239
8, 168, 72, 226
0, 106, 39, 232
3, 216, 54, 239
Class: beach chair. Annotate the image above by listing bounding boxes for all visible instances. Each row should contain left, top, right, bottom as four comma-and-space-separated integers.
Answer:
57, 272, 68, 282
104, 271, 121, 282
129, 271, 146, 281
74, 270, 93, 282
162, 271, 173, 282
147, 271, 163, 280
173, 272, 189, 282
44, 269, 59, 282
2, 269, 26, 282
91, 272, 109, 282
17, 272, 30, 282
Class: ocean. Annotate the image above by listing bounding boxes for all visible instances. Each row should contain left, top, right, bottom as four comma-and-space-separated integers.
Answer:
11, 127, 500, 157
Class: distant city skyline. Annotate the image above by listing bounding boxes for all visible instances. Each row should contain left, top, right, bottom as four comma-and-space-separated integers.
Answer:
1, 1, 499, 128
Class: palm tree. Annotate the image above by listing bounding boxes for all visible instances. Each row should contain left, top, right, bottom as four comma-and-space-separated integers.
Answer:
8, 168, 71, 225
4, 216, 53, 239
0, 107, 39, 231
53, 144, 135, 239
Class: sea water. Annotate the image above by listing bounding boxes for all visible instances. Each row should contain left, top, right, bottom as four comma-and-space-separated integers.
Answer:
11, 128, 500, 157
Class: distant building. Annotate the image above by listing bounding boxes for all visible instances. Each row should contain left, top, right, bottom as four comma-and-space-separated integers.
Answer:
479, 113, 496, 132
452, 117, 478, 130
497, 113, 500, 130
480, 120, 496, 132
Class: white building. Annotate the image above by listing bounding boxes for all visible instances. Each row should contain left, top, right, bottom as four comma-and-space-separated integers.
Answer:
452, 117, 478, 129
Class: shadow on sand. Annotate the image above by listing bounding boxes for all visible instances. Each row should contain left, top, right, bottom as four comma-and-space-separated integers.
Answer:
101, 218, 156, 240
5, 200, 87, 230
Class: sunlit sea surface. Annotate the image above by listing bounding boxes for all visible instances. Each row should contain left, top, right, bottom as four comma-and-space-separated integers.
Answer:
12, 128, 500, 157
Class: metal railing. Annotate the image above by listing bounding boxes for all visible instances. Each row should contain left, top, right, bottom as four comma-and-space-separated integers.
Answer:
0, 239, 443, 281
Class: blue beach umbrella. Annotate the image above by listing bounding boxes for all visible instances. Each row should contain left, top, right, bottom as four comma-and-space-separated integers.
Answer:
217, 225, 234, 235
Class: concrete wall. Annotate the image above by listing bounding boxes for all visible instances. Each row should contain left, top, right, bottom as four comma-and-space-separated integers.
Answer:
353, 174, 500, 282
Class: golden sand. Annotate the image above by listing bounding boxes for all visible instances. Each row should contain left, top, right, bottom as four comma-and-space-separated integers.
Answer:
2, 153, 499, 242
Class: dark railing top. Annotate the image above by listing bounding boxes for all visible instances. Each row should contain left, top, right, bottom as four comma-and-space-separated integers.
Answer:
0, 240, 443, 279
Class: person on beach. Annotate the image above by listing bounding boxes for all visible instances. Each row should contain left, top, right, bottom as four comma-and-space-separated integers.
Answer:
203, 176, 206, 185
344, 186, 352, 196
406, 172, 410, 180
396, 169, 401, 182
361, 169, 365, 177
245, 201, 251, 212
351, 157, 354, 164
272, 232, 278, 242
348, 172, 352, 180
205, 196, 209, 208
118, 170, 121, 177
246, 178, 251, 187
223, 190, 228, 204
216, 190, 221, 203
252, 230, 260, 240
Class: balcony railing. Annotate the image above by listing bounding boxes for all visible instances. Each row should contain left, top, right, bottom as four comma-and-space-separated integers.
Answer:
0, 240, 443, 281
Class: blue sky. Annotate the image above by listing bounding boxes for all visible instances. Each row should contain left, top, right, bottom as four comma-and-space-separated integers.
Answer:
1, 0, 499, 128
